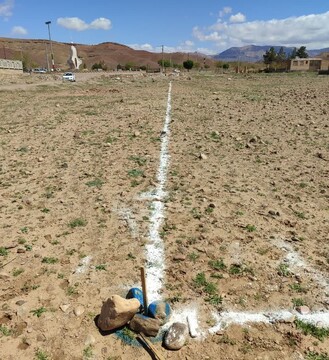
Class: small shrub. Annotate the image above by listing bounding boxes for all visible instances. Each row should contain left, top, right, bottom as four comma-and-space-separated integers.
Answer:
42, 257, 58, 264
31, 307, 47, 318
208, 259, 226, 270
69, 218, 87, 228
0, 247, 8, 256
127, 169, 144, 178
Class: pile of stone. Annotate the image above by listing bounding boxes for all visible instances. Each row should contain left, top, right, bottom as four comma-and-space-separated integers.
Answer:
97, 287, 189, 351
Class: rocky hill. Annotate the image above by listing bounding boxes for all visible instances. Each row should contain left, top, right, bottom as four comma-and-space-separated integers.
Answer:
0, 37, 213, 71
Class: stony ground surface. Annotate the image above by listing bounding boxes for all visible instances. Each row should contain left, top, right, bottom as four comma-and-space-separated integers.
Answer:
1, 71, 329, 360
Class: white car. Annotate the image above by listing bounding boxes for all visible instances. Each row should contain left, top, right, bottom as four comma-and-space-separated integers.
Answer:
62, 72, 76, 82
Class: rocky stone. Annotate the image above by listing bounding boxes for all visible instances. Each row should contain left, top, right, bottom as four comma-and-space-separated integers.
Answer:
60, 304, 71, 313
296, 305, 310, 315
126, 288, 144, 311
199, 153, 207, 160
148, 301, 171, 324
164, 322, 188, 350
84, 334, 96, 346
17, 247, 26, 253
97, 295, 140, 331
16, 300, 26, 306
74, 305, 85, 317
173, 254, 186, 261
129, 314, 161, 337
16, 305, 28, 318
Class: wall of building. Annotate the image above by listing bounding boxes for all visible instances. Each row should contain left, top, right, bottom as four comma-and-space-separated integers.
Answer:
0, 58, 23, 73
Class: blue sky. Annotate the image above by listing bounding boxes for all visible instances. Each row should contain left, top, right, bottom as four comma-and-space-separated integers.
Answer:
1, 0, 329, 54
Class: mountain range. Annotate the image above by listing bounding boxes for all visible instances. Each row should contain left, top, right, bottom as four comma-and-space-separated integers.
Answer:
214, 45, 329, 62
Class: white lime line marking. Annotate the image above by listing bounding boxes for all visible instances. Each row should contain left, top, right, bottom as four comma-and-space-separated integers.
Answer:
145, 82, 172, 302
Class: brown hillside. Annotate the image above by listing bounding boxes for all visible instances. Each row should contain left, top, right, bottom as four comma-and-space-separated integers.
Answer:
0, 37, 214, 70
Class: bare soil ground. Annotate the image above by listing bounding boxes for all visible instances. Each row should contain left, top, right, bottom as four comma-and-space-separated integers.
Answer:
1, 71, 329, 360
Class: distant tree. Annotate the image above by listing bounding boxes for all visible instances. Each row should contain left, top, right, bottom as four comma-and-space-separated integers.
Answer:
289, 47, 297, 59
124, 62, 135, 70
222, 63, 230, 70
157, 59, 171, 68
263, 47, 277, 66
183, 59, 194, 71
277, 47, 286, 62
296, 46, 308, 58
92, 61, 107, 71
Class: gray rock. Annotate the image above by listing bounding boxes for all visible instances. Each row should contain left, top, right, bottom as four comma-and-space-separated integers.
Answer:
296, 305, 310, 315
97, 295, 140, 331
74, 305, 85, 317
84, 334, 95, 346
16, 300, 26, 306
129, 314, 161, 337
164, 322, 188, 350
60, 304, 70, 313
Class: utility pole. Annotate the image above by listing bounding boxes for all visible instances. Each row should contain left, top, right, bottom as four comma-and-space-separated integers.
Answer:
45, 42, 50, 72
45, 21, 55, 71
161, 45, 164, 73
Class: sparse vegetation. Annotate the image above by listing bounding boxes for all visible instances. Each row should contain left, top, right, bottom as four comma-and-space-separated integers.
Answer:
295, 319, 329, 341
31, 307, 47, 318
68, 218, 87, 228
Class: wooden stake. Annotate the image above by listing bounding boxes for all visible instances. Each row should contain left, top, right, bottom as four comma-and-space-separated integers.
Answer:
140, 266, 148, 315
139, 333, 166, 360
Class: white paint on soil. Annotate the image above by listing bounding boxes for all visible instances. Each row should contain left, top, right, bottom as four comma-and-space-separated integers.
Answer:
145, 82, 172, 302
273, 236, 329, 293
117, 207, 139, 238
209, 310, 329, 333
74, 255, 92, 274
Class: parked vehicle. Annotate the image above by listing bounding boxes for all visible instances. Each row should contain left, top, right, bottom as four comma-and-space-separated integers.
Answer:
62, 72, 76, 82
32, 68, 47, 73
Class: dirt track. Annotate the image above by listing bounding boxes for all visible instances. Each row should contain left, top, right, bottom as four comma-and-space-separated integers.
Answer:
1, 71, 329, 360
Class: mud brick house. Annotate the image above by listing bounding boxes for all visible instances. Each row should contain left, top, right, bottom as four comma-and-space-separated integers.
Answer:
290, 54, 329, 71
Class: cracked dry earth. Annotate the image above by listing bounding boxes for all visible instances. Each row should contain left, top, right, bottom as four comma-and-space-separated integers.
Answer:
0, 71, 329, 360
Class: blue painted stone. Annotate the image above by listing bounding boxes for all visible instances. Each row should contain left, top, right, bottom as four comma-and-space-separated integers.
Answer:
126, 288, 144, 312
148, 300, 171, 323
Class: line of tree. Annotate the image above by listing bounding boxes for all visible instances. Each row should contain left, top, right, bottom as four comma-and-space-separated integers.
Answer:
263, 46, 308, 67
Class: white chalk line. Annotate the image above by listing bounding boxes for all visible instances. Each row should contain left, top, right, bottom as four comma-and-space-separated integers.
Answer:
139, 86, 329, 339
273, 236, 329, 294
144, 82, 172, 302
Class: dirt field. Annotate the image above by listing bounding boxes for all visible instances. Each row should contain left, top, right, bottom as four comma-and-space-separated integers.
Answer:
1, 70, 329, 360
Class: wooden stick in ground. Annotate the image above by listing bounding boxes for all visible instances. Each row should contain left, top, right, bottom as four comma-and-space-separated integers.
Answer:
139, 333, 166, 360
140, 266, 148, 315
0, 256, 17, 269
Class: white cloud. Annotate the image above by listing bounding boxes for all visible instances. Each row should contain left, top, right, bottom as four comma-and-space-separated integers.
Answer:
11, 25, 27, 35
57, 17, 112, 31
229, 12, 246, 23
219, 6, 232, 18
128, 43, 154, 51
0, 0, 14, 17
193, 11, 329, 51
90, 17, 112, 30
